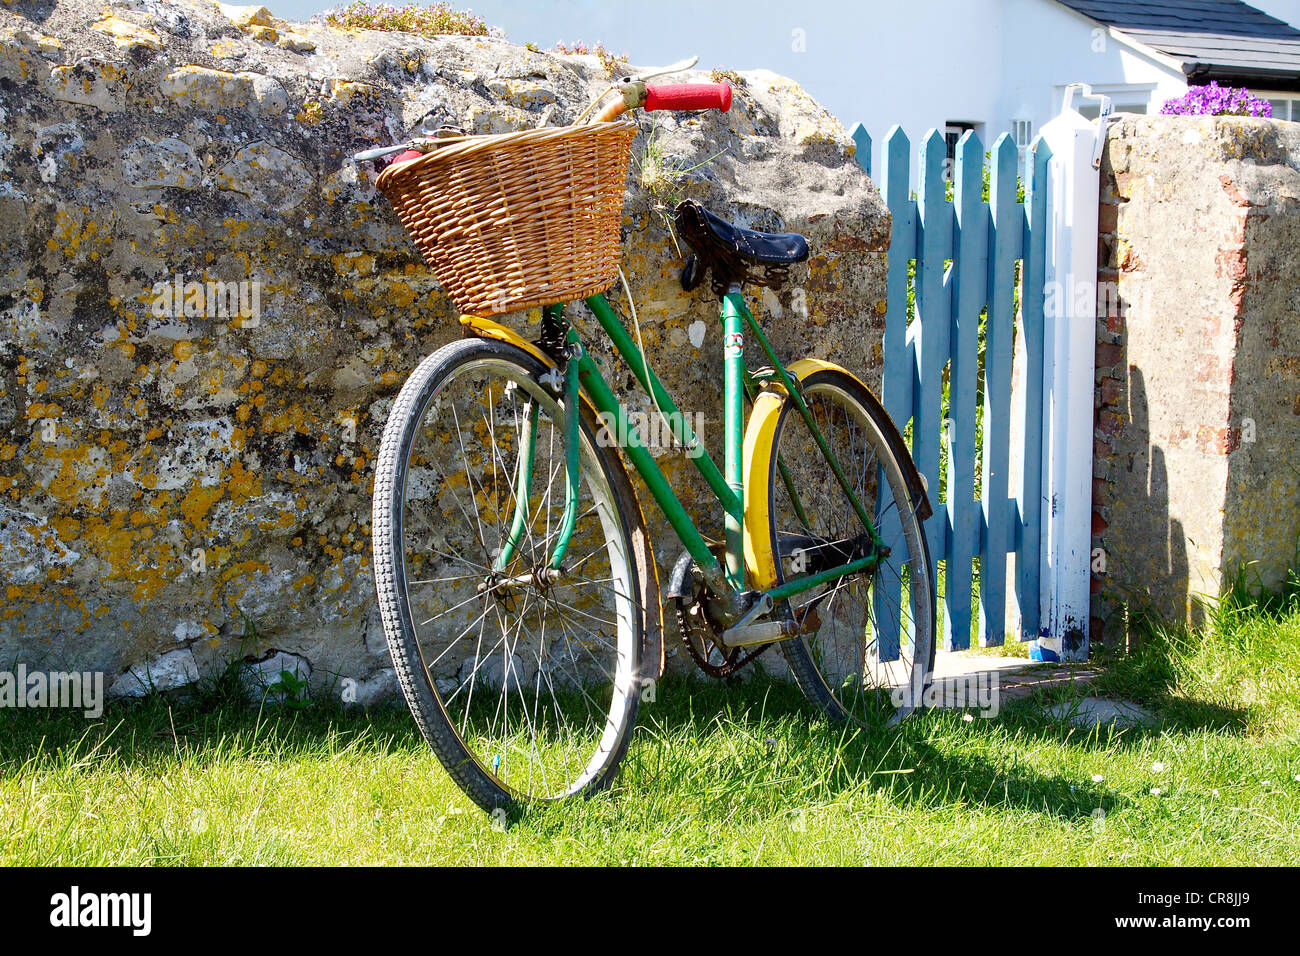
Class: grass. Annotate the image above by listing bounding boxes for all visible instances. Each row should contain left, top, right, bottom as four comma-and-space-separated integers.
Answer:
636, 119, 700, 218
2, 593, 1297, 865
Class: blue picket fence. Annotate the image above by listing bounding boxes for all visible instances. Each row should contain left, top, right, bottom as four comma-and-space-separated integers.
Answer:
853, 125, 1052, 650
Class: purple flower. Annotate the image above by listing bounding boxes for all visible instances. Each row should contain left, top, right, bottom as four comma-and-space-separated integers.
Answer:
312, 1, 493, 37
1161, 82, 1272, 118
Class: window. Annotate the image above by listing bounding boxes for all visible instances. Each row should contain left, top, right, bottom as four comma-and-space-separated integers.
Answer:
1010, 119, 1035, 174
944, 122, 977, 161
1060, 83, 1156, 121
1254, 92, 1300, 119
1012, 118, 1034, 149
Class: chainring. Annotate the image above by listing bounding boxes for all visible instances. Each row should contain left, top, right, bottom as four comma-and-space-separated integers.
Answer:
673, 575, 771, 679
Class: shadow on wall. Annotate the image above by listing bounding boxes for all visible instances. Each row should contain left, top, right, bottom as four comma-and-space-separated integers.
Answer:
1099, 364, 1193, 642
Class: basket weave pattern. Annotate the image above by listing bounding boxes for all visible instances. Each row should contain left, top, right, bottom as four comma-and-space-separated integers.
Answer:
375, 121, 638, 316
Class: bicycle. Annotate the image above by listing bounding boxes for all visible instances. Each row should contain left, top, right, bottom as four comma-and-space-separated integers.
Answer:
356, 59, 936, 814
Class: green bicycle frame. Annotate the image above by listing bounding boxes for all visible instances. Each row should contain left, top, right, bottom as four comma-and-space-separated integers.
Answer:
494, 289, 887, 611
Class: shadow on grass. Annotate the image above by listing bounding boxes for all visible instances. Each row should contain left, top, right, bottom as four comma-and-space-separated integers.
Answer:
0, 672, 1124, 824
0, 632, 1254, 829
0, 690, 422, 773
631, 675, 1138, 823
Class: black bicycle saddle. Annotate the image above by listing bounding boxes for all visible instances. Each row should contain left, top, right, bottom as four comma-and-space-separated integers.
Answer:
674, 199, 809, 296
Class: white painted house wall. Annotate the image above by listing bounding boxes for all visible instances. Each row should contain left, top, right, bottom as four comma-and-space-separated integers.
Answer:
432, 0, 1300, 182
852, 0, 1189, 180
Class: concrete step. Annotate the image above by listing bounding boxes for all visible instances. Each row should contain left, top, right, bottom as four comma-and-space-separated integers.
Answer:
932, 649, 1100, 701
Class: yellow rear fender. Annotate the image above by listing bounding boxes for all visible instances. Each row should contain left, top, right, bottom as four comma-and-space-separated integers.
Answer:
787, 358, 869, 390
743, 361, 861, 589
742, 358, 928, 590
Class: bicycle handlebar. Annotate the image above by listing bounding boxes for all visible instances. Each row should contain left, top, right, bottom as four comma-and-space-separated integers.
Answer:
360, 76, 734, 162
353, 143, 414, 162
644, 82, 732, 113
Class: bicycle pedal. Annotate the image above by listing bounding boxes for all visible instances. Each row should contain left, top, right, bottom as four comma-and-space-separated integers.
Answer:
720, 618, 797, 647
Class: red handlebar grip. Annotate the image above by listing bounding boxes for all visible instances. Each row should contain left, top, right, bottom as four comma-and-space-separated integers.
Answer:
643, 82, 732, 113
389, 149, 425, 166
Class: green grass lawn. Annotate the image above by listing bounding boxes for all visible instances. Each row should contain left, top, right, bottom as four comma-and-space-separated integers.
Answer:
2, 593, 1297, 866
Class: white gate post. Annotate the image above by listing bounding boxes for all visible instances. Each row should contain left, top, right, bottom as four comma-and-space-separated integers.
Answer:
1033, 86, 1109, 663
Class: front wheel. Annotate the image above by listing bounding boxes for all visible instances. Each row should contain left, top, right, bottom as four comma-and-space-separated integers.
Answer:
764, 368, 936, 724
371, 337, 644, 813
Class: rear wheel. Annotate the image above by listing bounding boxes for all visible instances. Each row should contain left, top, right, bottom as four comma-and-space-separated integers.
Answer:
371, 338, 643, 812
765, 369, 935, 724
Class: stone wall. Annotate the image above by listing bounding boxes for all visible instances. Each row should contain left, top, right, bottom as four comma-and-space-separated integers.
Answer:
0, 0, 889, 697
1093, 115, 1300, 638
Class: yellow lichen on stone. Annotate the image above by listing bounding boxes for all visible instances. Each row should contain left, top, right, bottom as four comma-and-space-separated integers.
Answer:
0, 27, 43, 82
212, 2, 317, 52
46, 58, 126, 111
276, 32, 316, 53
180, 484, 222, 530
331, 252, 375, 275
91, 14, 162, 52
160, 65, 248, 108
160, 66, 286, 114
214, 3, 276, 29
324, 79, 382, 105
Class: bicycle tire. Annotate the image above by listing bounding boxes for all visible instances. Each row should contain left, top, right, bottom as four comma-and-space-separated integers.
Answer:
764, 367, 936, 724
372, 337, 644, 812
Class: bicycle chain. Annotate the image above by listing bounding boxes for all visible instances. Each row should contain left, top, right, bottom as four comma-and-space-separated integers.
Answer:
673, 583, 771, 679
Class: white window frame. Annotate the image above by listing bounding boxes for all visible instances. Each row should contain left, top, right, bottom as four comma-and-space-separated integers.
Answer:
1012, 118, 1034, 150
1057, 82, 1156, 118
1251, 89, 1300, 120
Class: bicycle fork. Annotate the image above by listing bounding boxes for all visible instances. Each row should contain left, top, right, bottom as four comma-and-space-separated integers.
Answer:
492, 318, 583, 576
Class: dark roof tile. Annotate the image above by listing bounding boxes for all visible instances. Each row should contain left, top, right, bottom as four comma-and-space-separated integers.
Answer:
1057, 0, 1300, 77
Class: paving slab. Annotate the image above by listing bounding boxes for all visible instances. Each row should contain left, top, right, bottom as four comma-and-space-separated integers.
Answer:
931, 653, 1033, 678
1048, 697, 1155, 729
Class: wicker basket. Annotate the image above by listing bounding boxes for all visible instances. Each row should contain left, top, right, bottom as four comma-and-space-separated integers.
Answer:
375, 120, 638, 316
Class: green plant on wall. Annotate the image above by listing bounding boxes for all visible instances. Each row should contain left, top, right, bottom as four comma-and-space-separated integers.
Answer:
635, 120, 728, 249
548, 40, 629, 78
266, 669, 311, 710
